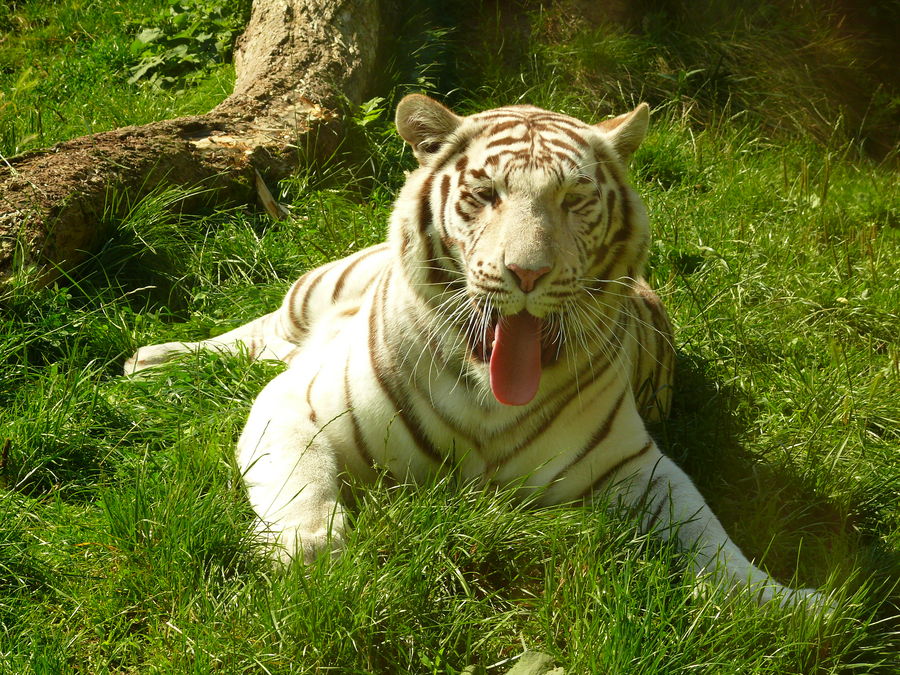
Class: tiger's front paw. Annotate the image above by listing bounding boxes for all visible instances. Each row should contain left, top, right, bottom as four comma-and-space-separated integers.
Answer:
691, 564, 833, 613
770, 586, 836, 614
261, 503, 347, 567
737, 581, 835, 613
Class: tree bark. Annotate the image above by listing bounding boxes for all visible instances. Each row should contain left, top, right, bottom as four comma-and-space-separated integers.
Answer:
0, 0, 386, 283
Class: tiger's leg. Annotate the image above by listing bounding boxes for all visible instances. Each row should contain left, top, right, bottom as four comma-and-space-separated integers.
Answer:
123, 310, 299, 374
124, 264, 330, 374
605, 441, 823, 607
124, 244, 389, 375
123, 265, 328, 375
236, 368, 346, 564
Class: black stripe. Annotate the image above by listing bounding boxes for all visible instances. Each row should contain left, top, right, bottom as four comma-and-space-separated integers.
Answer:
418, 174, 434, 237
647, 492, 668, 530
561, 390, 627, 473
485, 354, 618, 473
409, 327, 479, 445
330, 246, 382, 303
430, 137, 471, 174
549, 124, 589, 147
594, 160, 610, 187
487, 120, 525, 134
592, 242, 625, 282
605, 188, 617, 234
609, 187, 633, 245
439, 174, 451, 221
543, 138, 580, 155
298, 267, 330, 327
488, 311, 629, 457
306, 369, 320, 424
285, 270, 311, 329
473, 111, 527, 122
536, 149, 580, 167
528, 113, 586, 130
486, 135, 527, 149
343, 357, 376, 469
368, 273, 443, 464
414, 174, 455, 289
580, 439, 654, 499
454, 201, 474, 223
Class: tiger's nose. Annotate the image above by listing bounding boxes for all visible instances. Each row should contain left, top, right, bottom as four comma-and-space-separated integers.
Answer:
506, 263, 551, 292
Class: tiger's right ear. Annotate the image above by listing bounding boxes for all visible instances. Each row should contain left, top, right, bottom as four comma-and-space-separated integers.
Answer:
395, 94, 463, 166
595, 103, 650, 163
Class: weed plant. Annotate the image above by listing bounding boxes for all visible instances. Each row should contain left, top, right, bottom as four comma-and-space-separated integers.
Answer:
0, 0, 898, 672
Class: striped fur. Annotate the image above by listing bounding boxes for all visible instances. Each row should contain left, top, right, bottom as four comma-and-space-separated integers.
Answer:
125, 96, 824, 608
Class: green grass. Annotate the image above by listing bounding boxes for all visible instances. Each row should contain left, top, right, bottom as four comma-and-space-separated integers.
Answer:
1, 1, 898, 672
437, 0, 899, 158
0, 0, 239, 157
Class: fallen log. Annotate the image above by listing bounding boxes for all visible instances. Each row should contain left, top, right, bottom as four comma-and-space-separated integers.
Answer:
0, 0, 387, 283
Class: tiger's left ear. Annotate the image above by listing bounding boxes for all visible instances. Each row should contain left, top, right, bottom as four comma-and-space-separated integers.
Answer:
396, 94, 463, 166
595, 103, 650, 162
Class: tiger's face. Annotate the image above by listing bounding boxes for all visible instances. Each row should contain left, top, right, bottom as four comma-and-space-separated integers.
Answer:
393, 95, 651, 405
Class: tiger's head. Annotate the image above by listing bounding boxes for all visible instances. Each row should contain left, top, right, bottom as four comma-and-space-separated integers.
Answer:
390, 94, 651, 406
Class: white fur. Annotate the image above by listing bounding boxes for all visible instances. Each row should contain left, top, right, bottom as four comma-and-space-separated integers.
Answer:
126, 97, 828, 610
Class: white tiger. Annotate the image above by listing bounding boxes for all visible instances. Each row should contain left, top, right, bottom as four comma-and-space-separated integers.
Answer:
126, 94, 824, 607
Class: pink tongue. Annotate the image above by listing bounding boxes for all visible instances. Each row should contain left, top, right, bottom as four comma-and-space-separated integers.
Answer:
489, 312, 542, 405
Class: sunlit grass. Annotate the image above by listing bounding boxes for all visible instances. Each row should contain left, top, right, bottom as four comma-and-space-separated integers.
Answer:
0, 0, 235, 156
0, 0, 897, 672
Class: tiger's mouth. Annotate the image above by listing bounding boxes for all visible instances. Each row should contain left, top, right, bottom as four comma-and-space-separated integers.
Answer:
467, 310, 561, 406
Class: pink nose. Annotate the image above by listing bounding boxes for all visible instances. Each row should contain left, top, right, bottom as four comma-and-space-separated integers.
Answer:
506, 263, 551, 292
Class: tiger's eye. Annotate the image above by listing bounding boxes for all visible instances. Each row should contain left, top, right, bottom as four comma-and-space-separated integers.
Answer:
473, 186, 497, 204
561, 193, 583, 210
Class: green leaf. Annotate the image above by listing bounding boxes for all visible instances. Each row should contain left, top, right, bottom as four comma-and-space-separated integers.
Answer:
135, 27, 163, 45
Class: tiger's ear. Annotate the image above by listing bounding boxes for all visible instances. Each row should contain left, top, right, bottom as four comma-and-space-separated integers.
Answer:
595, 103, 650, 162
395, 94, 463, 165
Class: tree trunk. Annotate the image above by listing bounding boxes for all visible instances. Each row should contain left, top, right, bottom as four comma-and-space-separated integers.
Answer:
0, 0, 387, 284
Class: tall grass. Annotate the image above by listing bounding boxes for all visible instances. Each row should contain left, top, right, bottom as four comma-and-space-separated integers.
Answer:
0, 0, 898, 672
436, 0, 899, 158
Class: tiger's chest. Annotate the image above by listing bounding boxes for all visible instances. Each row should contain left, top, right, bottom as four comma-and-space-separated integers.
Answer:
434, 365, 636, 485
296, 297, 636, 493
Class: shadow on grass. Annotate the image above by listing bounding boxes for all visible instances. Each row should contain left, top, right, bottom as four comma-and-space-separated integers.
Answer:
78, 228, 197, 318
653, 350, 900, 618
